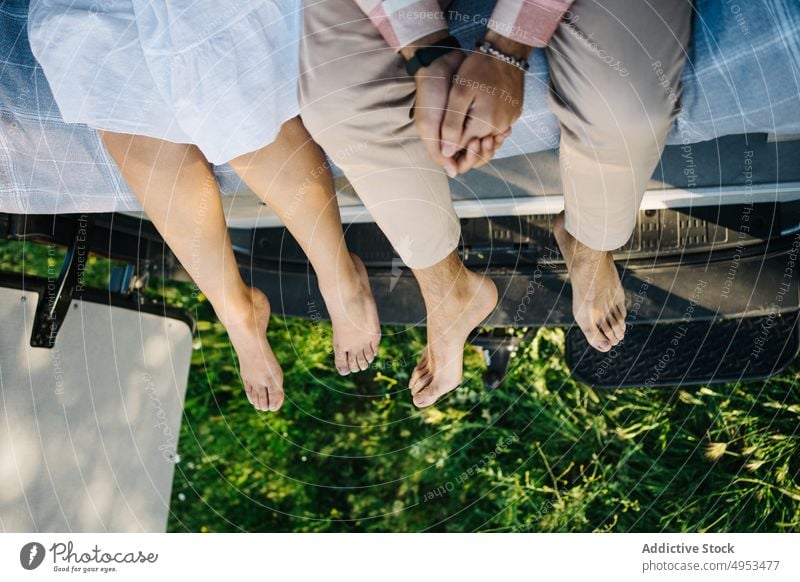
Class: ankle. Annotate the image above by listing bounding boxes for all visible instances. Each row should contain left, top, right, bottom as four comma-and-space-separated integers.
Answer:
319, 262, 363, 298
452, 263, 488, 296
572, 239, 609, 262
423, 267, 488, 310
217, 285, 265, 326
553, 214, 613, 259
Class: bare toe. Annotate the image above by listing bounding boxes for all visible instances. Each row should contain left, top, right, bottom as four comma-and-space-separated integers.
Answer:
335, 349, 350, 375
409, 370, 424, 395
244, 383, 257, 408
410, 370, 433, 396
409, 352, 430, 394
345, 351, 359, 374
267, 384, 285, 411
599, 319, 620, 346
612, 307, 628, 339
412, 390, 433, 408
252, 385, 268, 412
588, 326, 612, 352
413, 383, 443, 408
607, 314, 626, 343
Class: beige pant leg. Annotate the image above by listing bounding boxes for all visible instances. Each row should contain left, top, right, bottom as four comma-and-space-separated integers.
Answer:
298, 0, 460, 270
548, 0, 692, 250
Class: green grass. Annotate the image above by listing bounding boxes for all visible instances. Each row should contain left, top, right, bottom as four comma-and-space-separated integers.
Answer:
3, 240, 799, 532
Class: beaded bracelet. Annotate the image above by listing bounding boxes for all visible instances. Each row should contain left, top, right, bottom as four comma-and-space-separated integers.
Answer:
476, 41, 530, 72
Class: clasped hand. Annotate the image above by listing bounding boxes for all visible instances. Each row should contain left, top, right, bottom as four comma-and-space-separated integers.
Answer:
411, 34, 527, 177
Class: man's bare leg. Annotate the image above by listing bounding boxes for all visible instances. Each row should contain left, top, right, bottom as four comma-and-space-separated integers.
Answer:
553, 212, 626, 352
409, 251, 498, 408
228, 118, 381, 375
100, 131, 284, 411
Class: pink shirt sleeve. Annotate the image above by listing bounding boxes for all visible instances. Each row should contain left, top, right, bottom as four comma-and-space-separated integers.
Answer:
488, 0, 574, 47
353, 0, 573, 51
353, 0, 449, 50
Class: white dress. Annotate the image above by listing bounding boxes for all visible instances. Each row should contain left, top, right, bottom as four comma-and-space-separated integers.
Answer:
27, 0, 301, 165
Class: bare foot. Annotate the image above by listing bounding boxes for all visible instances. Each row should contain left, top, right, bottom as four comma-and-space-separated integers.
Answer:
220, 287, 285, 411
320, 253, 381, 375
552, 212, 627, 352
410, 266, 498, 408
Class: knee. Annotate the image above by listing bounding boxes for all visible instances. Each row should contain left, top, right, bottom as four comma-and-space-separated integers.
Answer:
585, 83, 677, 156
555, 68, 678, 160
276, 115, 308, 144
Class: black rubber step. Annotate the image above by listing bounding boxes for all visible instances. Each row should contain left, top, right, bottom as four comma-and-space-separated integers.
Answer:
565, 311, 800, 388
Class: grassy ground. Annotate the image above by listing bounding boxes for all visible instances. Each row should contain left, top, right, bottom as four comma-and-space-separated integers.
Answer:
3, 240, 799, 532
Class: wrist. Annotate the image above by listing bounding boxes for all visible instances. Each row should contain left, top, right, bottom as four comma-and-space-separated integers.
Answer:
400, 29, 451, 60
484, 30, 532, 61
403, 35, 461, 78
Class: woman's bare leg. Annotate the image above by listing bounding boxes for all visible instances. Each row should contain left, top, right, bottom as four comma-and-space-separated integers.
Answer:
100, 131, 284, 411
229, 117, 380, 375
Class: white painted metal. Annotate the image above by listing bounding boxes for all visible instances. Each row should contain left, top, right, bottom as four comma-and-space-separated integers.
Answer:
224, 181, 800, 229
